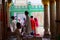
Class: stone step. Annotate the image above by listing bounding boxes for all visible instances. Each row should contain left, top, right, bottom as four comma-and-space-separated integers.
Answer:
23, 37, 42, 40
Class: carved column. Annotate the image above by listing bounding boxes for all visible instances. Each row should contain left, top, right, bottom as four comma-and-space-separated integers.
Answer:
42, 0, 50, 37
44, 4, 50, 38
2, 0, 6, 40
2, 0, 8, 40
50, 0, 56, 39
56, 0, 60, 40
2, 0, 12, 40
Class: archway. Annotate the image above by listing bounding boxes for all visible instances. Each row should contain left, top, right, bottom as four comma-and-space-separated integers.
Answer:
9, 0, 45, 37
6, 0, 53, 40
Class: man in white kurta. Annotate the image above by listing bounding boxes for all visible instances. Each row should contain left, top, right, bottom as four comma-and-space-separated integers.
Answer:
10, 16, 17, 32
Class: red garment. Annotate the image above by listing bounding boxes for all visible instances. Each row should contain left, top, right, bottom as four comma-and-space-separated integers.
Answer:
34, 18, 38, 27
30, 18, 35, 31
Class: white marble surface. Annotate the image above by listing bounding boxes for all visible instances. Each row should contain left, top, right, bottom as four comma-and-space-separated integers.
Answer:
42, 38, 50, 40
36, 27, 44, 37
36, 26, 50, 37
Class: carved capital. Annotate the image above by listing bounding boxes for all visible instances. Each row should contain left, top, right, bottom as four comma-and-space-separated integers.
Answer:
42, 0, 49, 5
50, 0, 55, 2
8, 0, 12, 3
7, 3, 11, 8
50, 0, 55, 3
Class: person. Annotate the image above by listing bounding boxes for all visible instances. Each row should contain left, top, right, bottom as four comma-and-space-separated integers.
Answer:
30, 16, 35, 36
24, 11, 32, 36
34, 18, 40, 36
22, 18, 26, 34
14, 22, 22, 40
34, 18, 39, 27
10, 16, 17, 32
23, 18, 26, 26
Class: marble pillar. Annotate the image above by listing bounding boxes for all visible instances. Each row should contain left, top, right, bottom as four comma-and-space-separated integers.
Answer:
56, 0, 60, 40
44, 4, 49, 38
50, 0, 56, 39
2, 0, 8, 40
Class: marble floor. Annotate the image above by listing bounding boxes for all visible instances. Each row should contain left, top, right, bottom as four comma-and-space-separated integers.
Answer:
7, 27, 50, 40
7, 36, 50, 40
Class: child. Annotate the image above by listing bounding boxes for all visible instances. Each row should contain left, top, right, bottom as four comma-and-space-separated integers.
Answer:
14, 22, 22, 40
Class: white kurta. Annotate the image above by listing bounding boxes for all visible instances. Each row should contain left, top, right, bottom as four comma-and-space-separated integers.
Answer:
10, 20, 17, 32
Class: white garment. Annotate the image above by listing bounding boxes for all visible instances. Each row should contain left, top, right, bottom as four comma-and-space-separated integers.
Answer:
10, 20, 17, 32
20, 20, 24, 26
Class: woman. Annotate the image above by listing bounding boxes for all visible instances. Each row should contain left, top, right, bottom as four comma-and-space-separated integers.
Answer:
30, 16, 35, 36
34, 18, 38, 27
34, 18, 39, 36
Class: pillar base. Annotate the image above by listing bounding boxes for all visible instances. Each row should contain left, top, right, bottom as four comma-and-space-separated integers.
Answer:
43, 31, 50, 38
50, 36, 56, 40
54, 34, 60, 40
